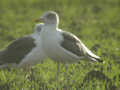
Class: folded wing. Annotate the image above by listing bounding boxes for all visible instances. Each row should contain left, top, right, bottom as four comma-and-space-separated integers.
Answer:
60, 31, 102, 62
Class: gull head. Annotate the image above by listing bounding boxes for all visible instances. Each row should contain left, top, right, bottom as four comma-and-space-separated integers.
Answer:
34, 23, 44, 34
36, 11, 59, 26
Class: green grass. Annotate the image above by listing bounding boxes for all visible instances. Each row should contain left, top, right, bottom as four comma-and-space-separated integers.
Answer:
0, 0, 120, 89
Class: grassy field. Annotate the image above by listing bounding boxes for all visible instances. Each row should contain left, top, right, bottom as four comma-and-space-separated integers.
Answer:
0, 0, 120, 89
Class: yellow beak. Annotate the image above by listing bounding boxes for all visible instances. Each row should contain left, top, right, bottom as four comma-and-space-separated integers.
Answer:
35, 17, 44, 22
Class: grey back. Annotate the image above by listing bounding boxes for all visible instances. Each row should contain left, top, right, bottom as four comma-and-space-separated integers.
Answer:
0, 36, 36, 64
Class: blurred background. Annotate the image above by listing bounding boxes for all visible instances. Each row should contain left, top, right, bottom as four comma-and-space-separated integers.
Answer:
0, 0, 120, 90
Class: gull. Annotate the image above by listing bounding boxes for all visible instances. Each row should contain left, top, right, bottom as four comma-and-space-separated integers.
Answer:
36, 11, 103, 64
0, 23, 46, 69
36, 11, 103, 80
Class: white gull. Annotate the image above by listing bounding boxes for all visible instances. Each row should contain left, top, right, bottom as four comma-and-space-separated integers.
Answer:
36, 11, 103, 64
0, 23, 47, 69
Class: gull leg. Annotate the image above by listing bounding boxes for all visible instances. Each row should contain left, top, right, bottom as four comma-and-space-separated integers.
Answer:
64, 64, 68, 78
64, 63, 70, 89
23, 65, 35, 90
64, 64, 69, 82
29, 67, 34, 90
55, 63, 69, 89
23, 64, 32, 80
24, 65, 30, 77
55, 61, 60, 89
56, 62, 60, 81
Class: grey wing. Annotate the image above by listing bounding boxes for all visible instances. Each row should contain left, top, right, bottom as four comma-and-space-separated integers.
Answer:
0, 36, 36, 64
60, 31, 102, 62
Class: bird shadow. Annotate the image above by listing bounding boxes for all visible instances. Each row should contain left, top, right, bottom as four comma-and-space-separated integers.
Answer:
79, 70, 118, 90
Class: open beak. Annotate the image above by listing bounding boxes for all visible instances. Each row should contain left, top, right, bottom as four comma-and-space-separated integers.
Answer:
35, 17, 43, 22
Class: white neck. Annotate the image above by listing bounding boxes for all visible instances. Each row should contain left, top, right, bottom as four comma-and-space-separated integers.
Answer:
44, 23, 58, 30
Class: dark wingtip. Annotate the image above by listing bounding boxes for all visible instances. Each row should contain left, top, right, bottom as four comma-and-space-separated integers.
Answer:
96, 58, 105, 64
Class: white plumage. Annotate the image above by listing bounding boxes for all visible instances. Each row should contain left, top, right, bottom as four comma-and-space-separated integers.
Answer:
0, 23, 47, 69
36, 11, 103, 63
40, 28, 79, 63
18, 23, 47, 68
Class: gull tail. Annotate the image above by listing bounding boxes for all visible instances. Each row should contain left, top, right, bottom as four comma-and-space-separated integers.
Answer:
81, 43, 103, 63
87, 54, 103, 63
85, 49, 103, 63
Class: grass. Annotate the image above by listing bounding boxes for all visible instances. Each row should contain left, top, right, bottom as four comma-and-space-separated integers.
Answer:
0, 0, 120, 89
